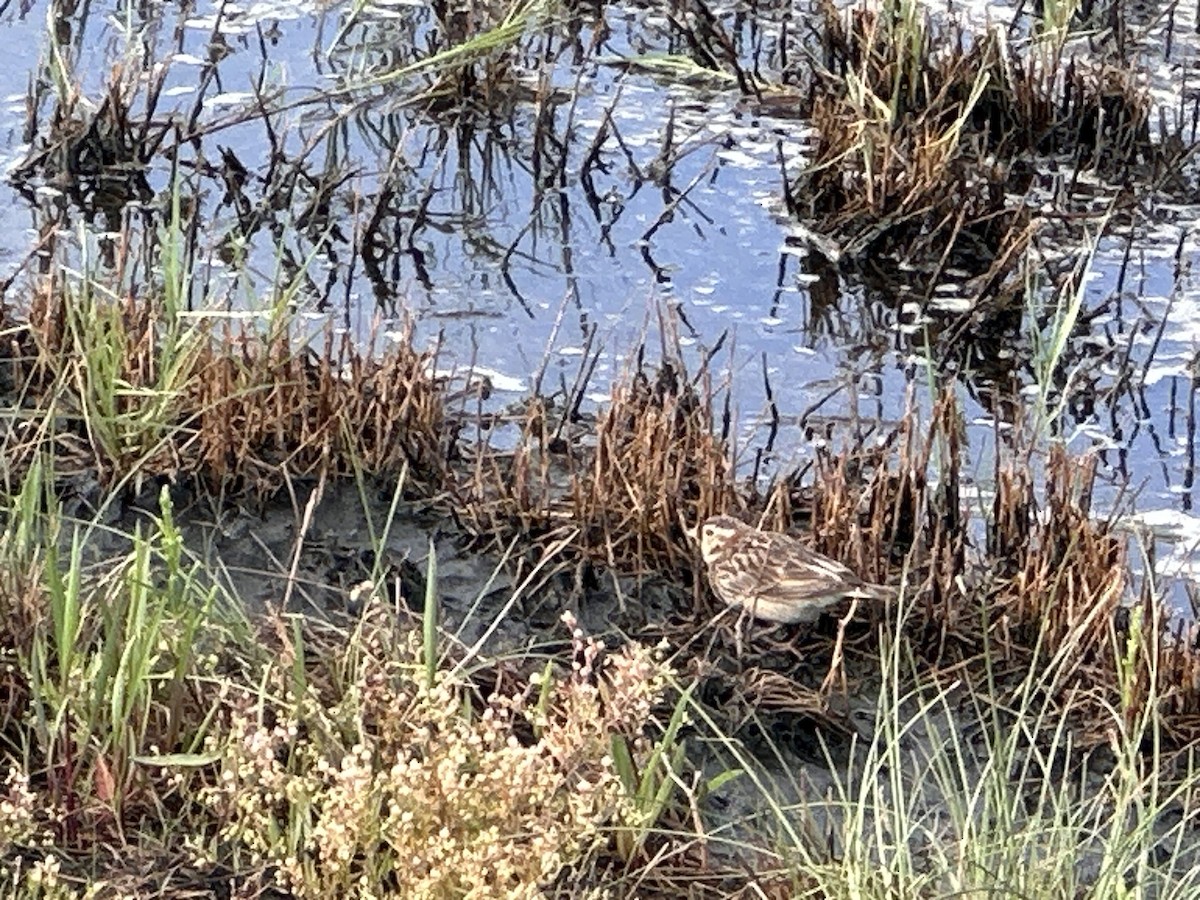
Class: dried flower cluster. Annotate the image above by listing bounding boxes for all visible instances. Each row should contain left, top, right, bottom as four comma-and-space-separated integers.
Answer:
0, 767, 37, 855
192, 608, 673, 898
0, 768, 75, 899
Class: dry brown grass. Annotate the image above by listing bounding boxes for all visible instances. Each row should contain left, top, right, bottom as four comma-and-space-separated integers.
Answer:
2, 0, 1197, 893
796, 1, 1154, 295
992, 446, 1126, 653
186, 323, 447, 490
452, 349, 735, 580
801, 13, 1032, 281
15, 284, 449, 495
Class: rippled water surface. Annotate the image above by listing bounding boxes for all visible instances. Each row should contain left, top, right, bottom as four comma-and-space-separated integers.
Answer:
5, 0, 1200, 596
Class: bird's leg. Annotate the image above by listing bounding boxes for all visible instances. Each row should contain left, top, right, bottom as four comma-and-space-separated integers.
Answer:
741, 599, 767, 659
733, 605, 749, 659
820, 598, 859, 695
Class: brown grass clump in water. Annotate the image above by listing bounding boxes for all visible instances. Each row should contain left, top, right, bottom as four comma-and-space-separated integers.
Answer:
983, 445, 1138, 744
454, 348, 735, 578
796, 0, 1154, 292
576, 359, 734, 570
800, 11, 1032, 284
187, 323, 447, 491
992, 446, 1125, 656
758, 391, 959, 615
16, 284, 449, 495
975, 443, 1200, 748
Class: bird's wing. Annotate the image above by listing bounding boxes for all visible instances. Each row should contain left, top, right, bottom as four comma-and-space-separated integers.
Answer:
708, 529, 890, 622
754, 533, 884, 604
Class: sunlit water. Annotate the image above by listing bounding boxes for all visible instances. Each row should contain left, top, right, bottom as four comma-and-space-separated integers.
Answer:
2, 0, 1200, 603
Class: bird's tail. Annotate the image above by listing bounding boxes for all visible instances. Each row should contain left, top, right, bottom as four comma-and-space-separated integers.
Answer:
848, 582, 895, 602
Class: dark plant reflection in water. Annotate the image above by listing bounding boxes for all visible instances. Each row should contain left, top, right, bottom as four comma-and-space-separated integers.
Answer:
1, 0, 1200, 590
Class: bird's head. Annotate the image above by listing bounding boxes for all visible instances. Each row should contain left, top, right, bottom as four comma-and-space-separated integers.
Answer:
695, 515, 746, 563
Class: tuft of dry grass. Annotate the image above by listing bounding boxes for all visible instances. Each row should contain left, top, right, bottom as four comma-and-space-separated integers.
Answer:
993, 445, 1126, 654
453, 347, 735, 580
186, 323, 448, 491
14, 283, 450, 496
796, 0, 1154, 297
801, 11, 1032, 282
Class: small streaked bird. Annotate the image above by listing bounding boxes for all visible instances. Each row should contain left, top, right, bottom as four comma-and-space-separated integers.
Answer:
693, 514, 892, 625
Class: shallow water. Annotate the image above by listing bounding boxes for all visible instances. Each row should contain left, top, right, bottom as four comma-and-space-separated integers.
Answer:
3, 0, 1200, 601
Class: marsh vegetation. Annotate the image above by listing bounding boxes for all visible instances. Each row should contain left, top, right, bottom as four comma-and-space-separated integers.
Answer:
3, 0, 1200, 896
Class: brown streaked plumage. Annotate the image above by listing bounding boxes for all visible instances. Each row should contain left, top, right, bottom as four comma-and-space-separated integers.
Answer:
693, 515, 892, 624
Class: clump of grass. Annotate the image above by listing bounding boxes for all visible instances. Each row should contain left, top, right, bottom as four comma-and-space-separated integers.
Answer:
980, 444, 1191, 747
757, 389, 959, 626
797, 0, 1153, 291
0, 467, 246, 848
803, 399, 941, 586
576, 357, 733, 569
12, 43, 161, 232
186, 321, 448, 492
455, 342, 734, 578
14, 266, 449, 495
21, 267, 207, 480
740, 386, 1200, 750
994, 445, 1124, 650
801, 7, 1030, 280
